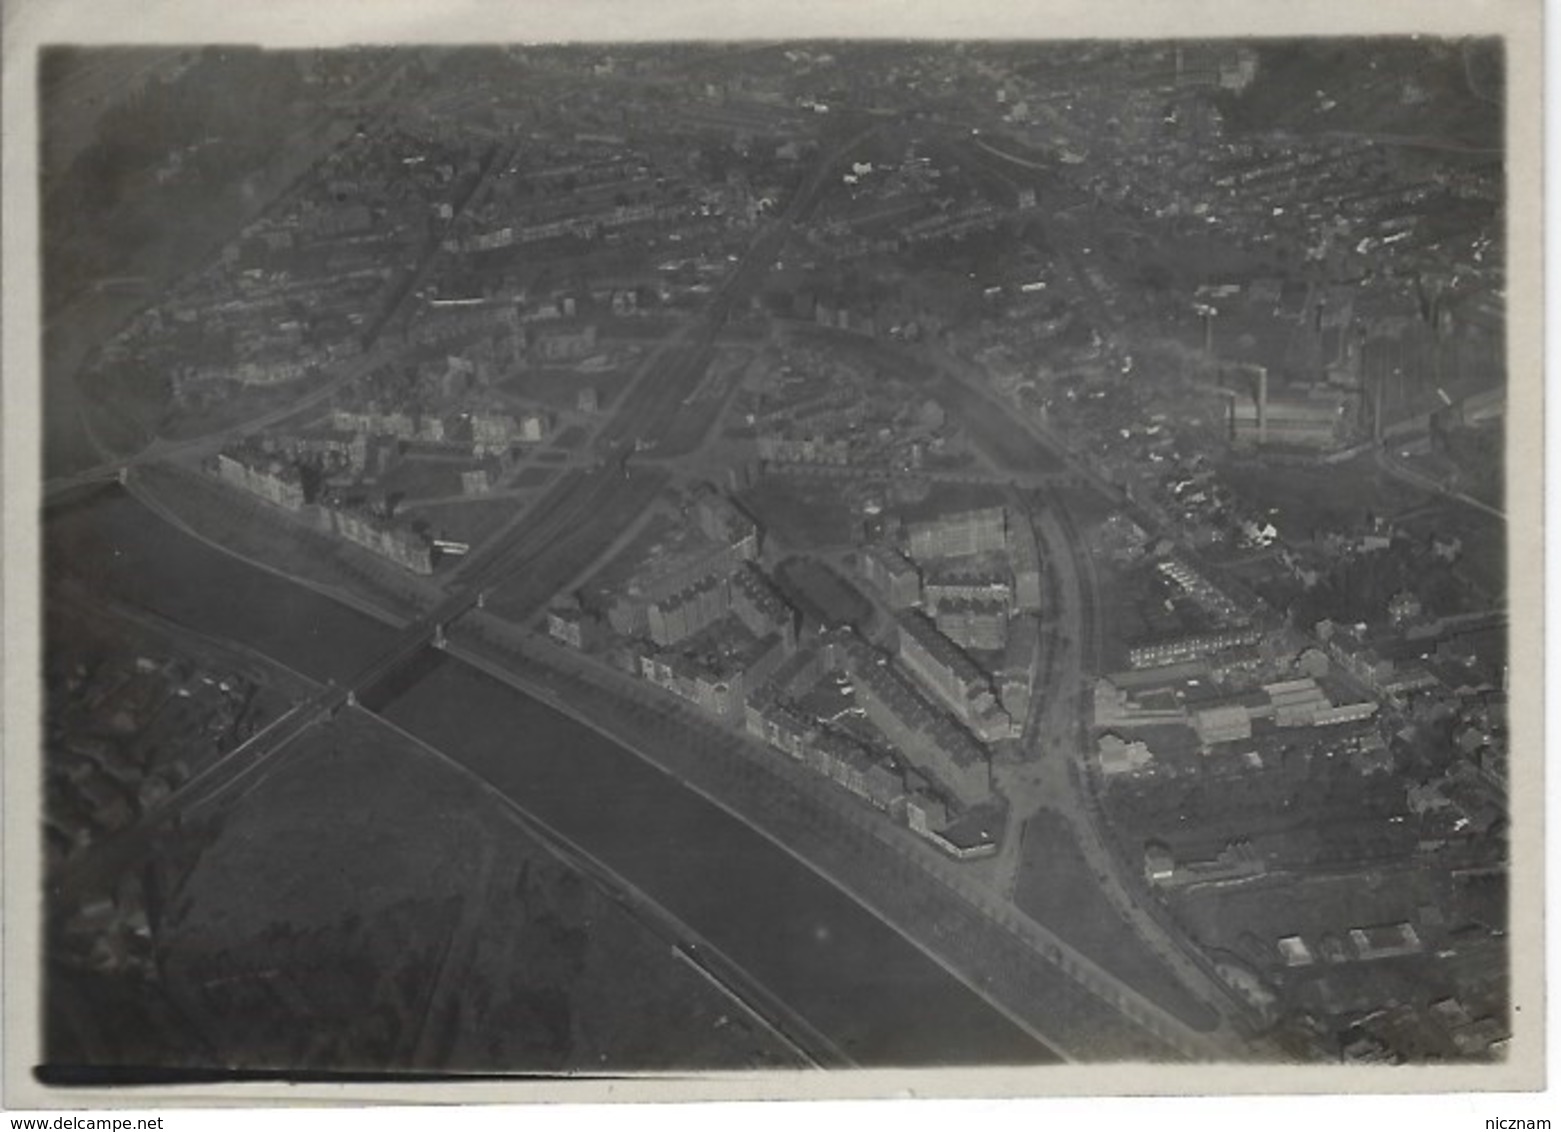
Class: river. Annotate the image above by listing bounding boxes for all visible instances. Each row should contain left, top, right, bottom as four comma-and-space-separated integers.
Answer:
45, 487, 1062, 1067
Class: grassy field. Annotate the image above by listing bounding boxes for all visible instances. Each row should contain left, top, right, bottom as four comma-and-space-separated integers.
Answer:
1218, 454, 1430, 543
380, 458, 467, 501
1013, 807, 1221, 1032
739, 475, 862, 550
775, 557, 875, 630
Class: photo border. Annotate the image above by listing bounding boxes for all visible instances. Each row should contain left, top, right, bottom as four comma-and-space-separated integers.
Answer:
3, 0, 1545, 1109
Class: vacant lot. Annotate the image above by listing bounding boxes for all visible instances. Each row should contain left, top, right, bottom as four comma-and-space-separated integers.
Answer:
739, 475, 861, 550
380, 457, 467, 501
1219, 455, 1429, 543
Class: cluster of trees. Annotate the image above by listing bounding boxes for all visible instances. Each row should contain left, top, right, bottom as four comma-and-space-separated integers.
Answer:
1284, 535, 1470, 629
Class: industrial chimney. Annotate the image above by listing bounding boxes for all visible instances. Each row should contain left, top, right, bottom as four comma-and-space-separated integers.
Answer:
1256, 365, 1268, 445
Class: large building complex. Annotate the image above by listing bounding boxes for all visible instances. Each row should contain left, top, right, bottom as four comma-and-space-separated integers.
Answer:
825, 634, 994, 810
934, 597, 1009, 652
1229, 387, 1349, 450
922, 568, 1013, 614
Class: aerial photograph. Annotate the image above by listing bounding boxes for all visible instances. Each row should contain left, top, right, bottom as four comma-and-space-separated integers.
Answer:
34, 35, 1517, 1079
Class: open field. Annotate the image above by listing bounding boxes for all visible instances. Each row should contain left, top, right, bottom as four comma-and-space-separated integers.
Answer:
739, 475, 862, 549
380, 458, 468, 501
775, 556, 875, 630
1218, 454, 1430, 542
1013, 807, 1221, 1031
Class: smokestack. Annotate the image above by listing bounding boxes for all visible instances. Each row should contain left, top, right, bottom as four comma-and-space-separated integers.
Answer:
1203, 311, 1213, 356
1373, 369, 1384, 444
1256, 366, 1268, 445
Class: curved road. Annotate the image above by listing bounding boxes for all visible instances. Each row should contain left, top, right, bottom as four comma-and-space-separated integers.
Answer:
1375, 445, 1505, 521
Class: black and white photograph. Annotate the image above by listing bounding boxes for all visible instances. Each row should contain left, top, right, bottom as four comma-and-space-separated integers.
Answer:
4, 0, 1546, 1111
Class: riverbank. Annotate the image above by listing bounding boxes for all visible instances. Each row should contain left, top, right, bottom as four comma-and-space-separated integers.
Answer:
44, 488, 1066, 1066
440, 616, 1203, 1061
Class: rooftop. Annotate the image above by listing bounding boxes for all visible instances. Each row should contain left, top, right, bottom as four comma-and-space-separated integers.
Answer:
896, 610, 991, 690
